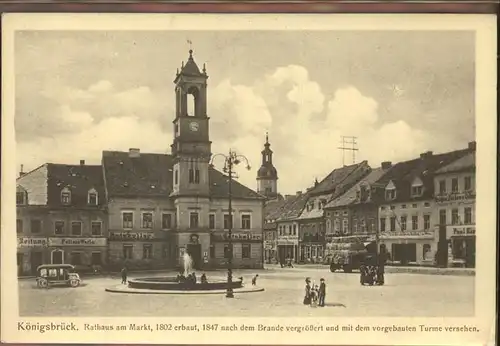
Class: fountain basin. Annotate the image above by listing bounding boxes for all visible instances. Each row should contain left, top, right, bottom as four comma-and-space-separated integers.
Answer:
127, 277, 243, 291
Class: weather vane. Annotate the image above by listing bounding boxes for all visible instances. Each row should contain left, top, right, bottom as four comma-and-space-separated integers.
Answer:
187, 39, 193, 51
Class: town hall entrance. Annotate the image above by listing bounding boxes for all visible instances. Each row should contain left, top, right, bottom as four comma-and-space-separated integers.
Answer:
187, 234, 202, 269
186, 244, 202, 269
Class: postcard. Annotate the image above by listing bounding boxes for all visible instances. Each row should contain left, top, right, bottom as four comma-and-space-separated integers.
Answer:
1, 12, 497, 345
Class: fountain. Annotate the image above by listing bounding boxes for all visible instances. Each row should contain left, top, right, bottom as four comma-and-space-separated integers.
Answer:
105, 253, 263, 294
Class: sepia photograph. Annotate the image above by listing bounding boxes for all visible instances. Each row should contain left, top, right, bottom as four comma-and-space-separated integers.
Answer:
2, 13, 496, 345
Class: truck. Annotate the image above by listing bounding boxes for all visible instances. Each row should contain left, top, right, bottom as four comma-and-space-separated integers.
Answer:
323, 237, 377, 273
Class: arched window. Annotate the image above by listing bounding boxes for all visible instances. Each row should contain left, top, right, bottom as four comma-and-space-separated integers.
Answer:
61, 187, 71, 205
88, 188, 98, 206
186, 86, 199, 117
16, 185, 28, 205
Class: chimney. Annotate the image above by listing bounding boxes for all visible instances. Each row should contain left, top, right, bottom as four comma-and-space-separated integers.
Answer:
381, 161, 392, 170
129, 148, 140, 158
468, 141, 476, 150
420, 151, 433, 159
19, 164, 25, 178
80, 160, 85, 166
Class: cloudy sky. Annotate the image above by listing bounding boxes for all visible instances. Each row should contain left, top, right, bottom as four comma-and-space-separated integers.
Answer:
15, 30, 475, 194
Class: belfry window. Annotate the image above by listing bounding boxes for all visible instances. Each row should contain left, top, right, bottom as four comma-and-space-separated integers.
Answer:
186, 86, 199, 117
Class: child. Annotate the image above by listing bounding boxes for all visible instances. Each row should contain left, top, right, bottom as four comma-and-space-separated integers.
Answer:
310, 284, 319, 306
251, 274, 259, 286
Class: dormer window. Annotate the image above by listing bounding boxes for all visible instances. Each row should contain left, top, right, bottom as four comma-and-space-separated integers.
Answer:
16, 185, 28, 205
411, 186, 423, 196
385, 181, 396, 201
61, 187, 71, 205
411, 177, 424, 197
88, 188, 98, 206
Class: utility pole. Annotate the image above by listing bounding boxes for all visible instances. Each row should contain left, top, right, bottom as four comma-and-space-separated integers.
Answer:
337, 136, 359, 166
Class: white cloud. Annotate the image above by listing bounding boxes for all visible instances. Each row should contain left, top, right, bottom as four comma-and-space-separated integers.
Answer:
17, 65, 438, 195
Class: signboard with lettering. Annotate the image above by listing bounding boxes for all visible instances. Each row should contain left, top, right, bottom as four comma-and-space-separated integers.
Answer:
211, 231, 262, 242
17, 237, 49, 248
109, 232, 155, 241
447, 226, 475, 238
49, 237, 107, 247
435, 191, 476, 203
379, 230, 435, 240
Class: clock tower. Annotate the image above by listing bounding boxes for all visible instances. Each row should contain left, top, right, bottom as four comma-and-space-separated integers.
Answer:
170, 49, 212, 198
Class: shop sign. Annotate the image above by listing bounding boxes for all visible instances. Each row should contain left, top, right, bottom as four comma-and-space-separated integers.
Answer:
109, 231, 154, 241
435, 191, 476, 203
49, 237, 107, 247
211, 231, 262, 242
448, 226, 475, 237
379, 230, 435, 240
17, 237, 49, 248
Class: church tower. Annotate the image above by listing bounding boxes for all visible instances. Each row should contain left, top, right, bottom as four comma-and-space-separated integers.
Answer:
257, 133, 278, 198
170, 49, 212, 198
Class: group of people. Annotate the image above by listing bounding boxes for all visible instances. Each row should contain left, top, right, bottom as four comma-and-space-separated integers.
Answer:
280, 256, 294, 268
176, 272, 208, 285
303, 277, 326, 307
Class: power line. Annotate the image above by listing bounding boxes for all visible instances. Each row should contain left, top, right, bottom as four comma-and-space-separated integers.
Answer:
337, 136, 359, 166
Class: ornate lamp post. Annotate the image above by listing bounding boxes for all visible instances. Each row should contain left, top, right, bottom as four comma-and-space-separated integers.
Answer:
210, 150, 251, 298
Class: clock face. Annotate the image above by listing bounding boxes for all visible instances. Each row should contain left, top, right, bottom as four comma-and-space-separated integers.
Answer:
189, 121, 199, 132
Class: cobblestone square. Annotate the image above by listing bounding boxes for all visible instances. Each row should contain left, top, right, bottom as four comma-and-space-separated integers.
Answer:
18, 267, 474, 317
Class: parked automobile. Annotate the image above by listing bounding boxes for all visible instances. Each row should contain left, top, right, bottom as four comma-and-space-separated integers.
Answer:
36, 264, 81, 288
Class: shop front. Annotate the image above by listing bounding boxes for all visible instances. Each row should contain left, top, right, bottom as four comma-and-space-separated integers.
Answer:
17, 237, 50, 276
379, 230, 437, 266
210, 231, 263, 269
446, 225, 476, 268
108, 231, 171, 271
264, 240, 277, 264
277, 235, 298, 264
47, 237, 108, 272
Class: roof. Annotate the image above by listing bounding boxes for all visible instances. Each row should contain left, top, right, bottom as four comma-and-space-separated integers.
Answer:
276, 192, 311, 221
179, 50, 204, 77
102, 151, 173, 197
102, 150, 263, 200
325, 166, 392, 209
297, 161, 372, 220
435, 151, 475, 175
209, 169, 264, 200
47, 163, 105, 207
376, 148, 472, 203
308, 162, 363, 196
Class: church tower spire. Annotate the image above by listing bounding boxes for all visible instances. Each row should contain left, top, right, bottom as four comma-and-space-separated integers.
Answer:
257, 132, 278, 198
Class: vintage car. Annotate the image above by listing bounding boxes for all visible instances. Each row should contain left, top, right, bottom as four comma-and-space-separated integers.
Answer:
36, 264, 81, 288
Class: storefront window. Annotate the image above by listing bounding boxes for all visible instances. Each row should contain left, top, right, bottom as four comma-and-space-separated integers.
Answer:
451, 209, 459, 225
143, 244, 153, 259
224, 244, 232, 259
71, 252, 82, 265
464, 207, 472, 224
123, 244, 133, 259
422, 244, 431, 260
91, 252, 102, 265
242, 244, 251, 259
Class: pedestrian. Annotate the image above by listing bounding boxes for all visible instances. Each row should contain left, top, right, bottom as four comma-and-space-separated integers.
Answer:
201, 273, 208, 284
251, 274, 259, 286
318, 278, 326, 307
120, 266, 128, 285
192, 272, 197, 284
303, 278, 311, 305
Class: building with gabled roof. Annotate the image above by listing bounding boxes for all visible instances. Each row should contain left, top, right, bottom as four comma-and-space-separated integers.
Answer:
294, 161, 372, 263
323, 162, 393, 248
16, 161, 108, 275
433, 142, 476, 268
377, 145, 473, 266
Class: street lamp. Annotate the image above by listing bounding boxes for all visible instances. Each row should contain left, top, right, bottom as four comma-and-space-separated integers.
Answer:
210, 149, 251, 298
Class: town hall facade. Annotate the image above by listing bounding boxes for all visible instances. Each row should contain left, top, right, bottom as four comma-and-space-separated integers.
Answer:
16, 50, 265, 274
